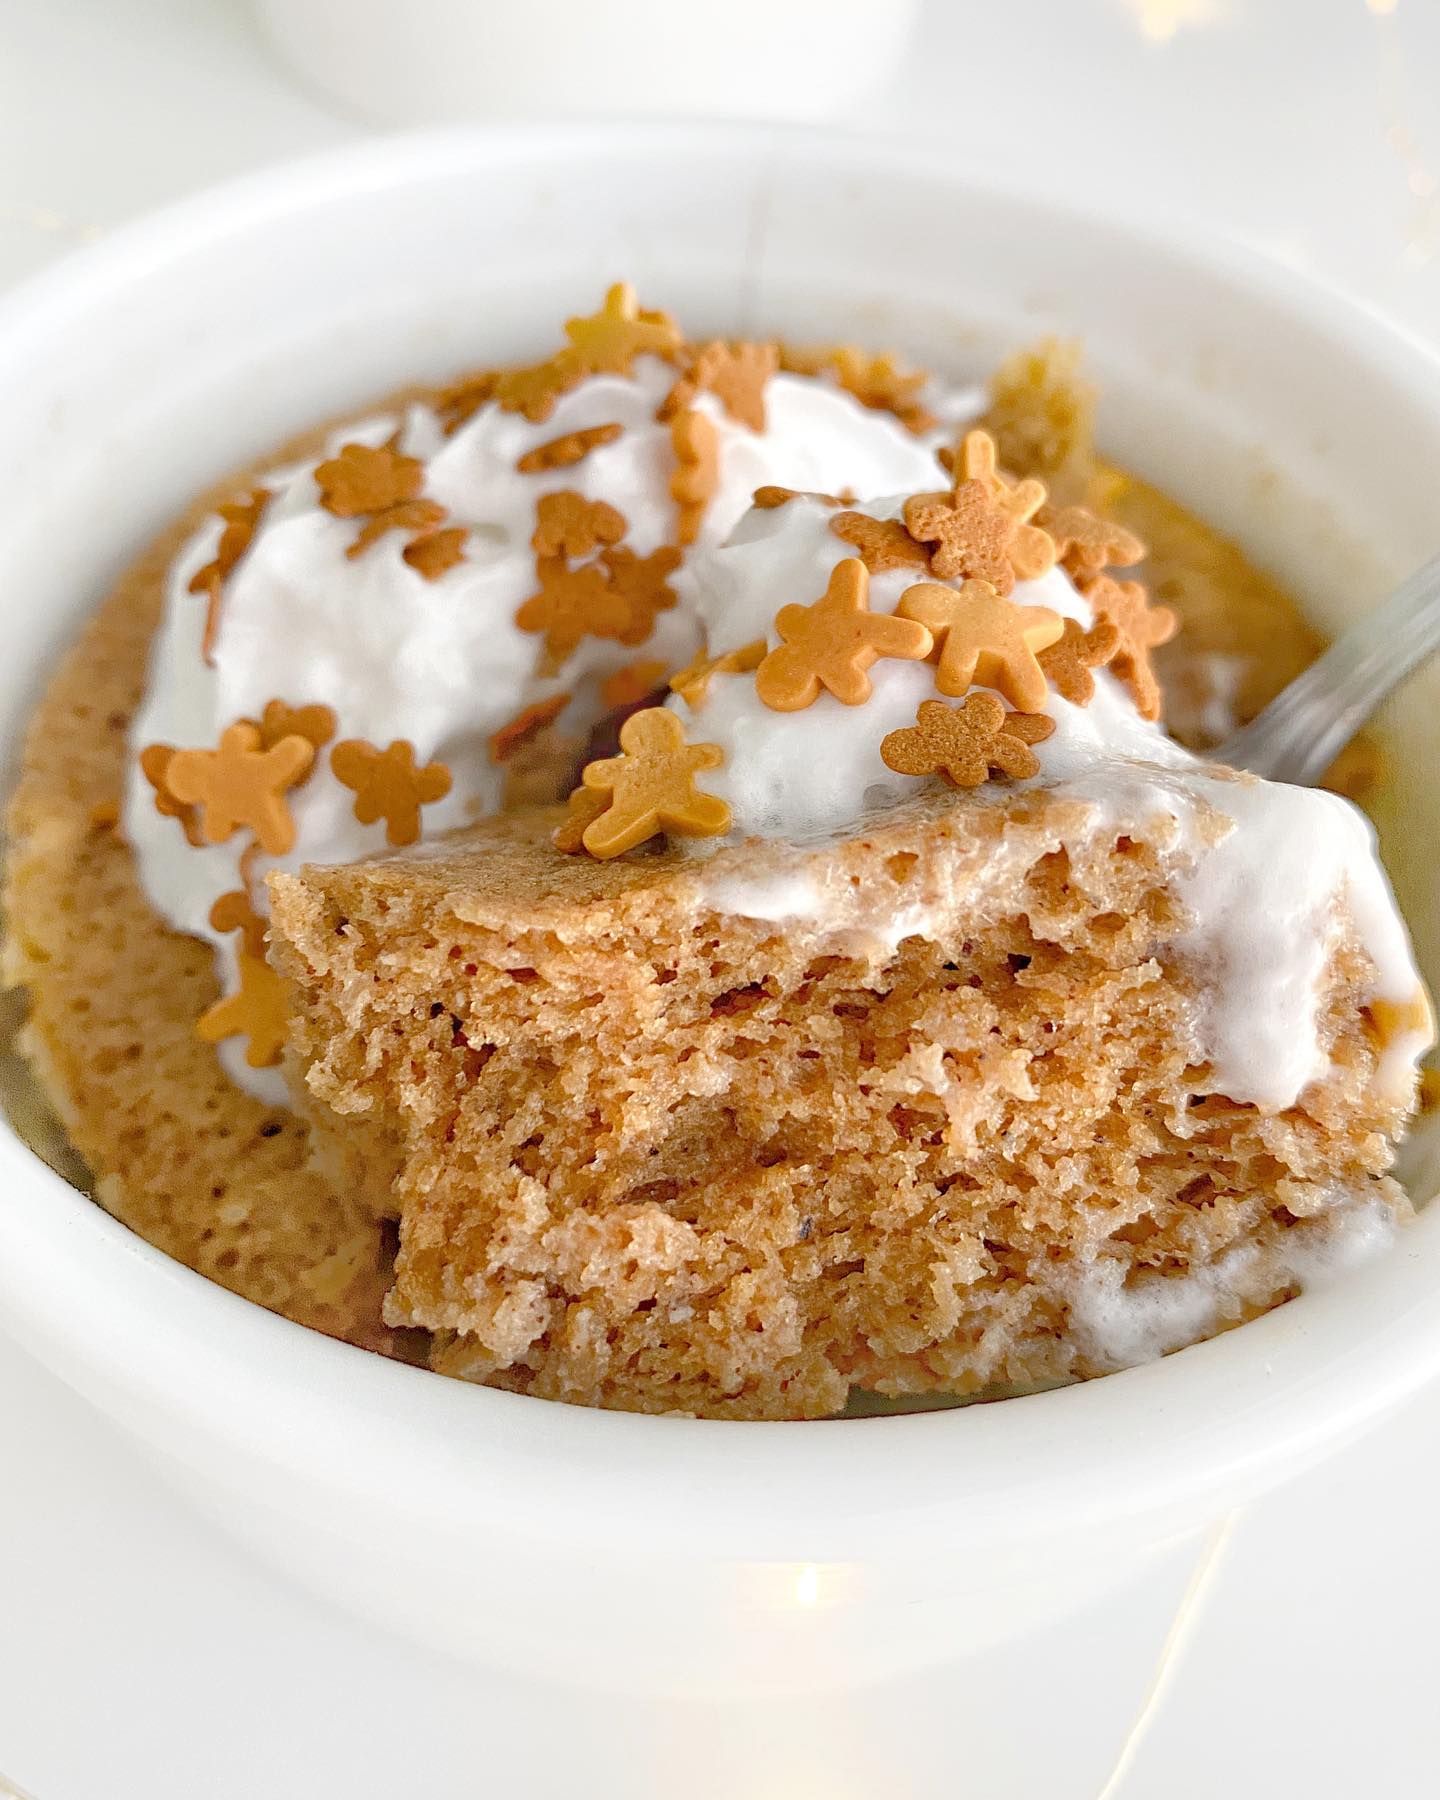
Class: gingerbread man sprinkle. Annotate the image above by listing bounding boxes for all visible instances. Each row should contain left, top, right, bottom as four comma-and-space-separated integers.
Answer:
752, 485, 849, 511
881, 693, 1056, 789
162, 722, 314, 855
669, 408, 720, 546
532, 491, 627, 559
349, 499, 447, 560
903, 480, 1054, 595
1080, 575, 1178, 721
1043, 505, 1146, 579
434, 369, 499, 436
897, 578, 1063, 712
661, 340, 778, 432
315, 442, 423, 518
552, 783, 612, 854
330, 738, 453, 847
574, 706, 729, 859
822, 346, 936, 435
516, 422, 624, 474
1036, 618, 1122, 708
257, 700, 337, 754
598, 544, 681, 643
756, 559, 933, 712
830, 510, 931, 574
494, 356, 582, 425
318, 445, 465, 577
188, 487, 270, 665
668, 639, 767, 708
139, 744, 205, 846
516, 558, 633, 660
402, 526, 469, 580
209, 888, 268, 959
195, 952, 291, 1069
943, 430, 1049, 528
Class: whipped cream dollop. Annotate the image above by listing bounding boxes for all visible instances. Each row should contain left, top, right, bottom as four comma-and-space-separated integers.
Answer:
673, 492, 1431, 1111
126, 343, 1429, 1119
126, 357, 962, 1098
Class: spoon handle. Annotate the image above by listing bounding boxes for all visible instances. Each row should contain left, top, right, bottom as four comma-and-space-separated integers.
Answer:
1218, 548, 1440, 786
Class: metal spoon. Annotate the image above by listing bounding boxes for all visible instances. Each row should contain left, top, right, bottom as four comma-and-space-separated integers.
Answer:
1218, 549, 1440, 785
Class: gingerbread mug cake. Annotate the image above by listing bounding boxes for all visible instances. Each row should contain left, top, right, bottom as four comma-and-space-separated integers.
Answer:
5, 284, 1430, 1418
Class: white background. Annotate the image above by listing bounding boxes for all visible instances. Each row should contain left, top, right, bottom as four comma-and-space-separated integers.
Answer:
2, 2, 1439, 1794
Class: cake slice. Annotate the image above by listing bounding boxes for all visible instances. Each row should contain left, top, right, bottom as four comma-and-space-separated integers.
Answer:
269, 776, 1422, 1420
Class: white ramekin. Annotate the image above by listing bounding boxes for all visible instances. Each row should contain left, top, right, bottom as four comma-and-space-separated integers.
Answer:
253, 0, 923, 128
1, 125, 1438, 1700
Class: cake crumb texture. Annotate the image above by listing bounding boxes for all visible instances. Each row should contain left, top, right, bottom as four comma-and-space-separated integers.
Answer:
3, 475, 403, 1352
270, 795, 1407, 1419
1, 345, 1407, 1402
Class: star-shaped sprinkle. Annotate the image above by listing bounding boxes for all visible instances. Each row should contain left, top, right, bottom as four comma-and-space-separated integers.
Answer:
881, 693, 1055, 789
576, 707, 729, 858
598, 543, 681, 644
516, 422, 624, 473
1043, 504, 1146, 578
164, 722, 314, 854
897, 578, 1063, 710
755, 558, 933, 712
660, 340, 779, 432
532, 491, 628, 560
188, 487, 271, 665
488, 693, 571, 765
1080, 575, 1178, 721
516, 557, 633, 660
563, 282, 683, 377
195, 951, 291, 1068
209, 888, 268, 958
1035, 617, 1121, 707
669, 408, 720, 546
668, 638, 767, 707
330, 738, 452, 847
315, 442, 424, 518
830, 510, 931, 574
257, 699, 337, 754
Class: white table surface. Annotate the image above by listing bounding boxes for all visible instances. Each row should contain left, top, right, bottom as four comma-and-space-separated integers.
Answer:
3, 2, 1439, 1794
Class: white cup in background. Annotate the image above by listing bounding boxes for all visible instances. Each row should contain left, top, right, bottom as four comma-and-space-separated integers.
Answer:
255, 0, 923, 126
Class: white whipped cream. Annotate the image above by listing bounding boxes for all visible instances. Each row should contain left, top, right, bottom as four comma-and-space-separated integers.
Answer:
676, 493, 1429, 1112
1063, 1187, 1399, 1368
124, 348, 1427, 1119
126, 361, 953, 1097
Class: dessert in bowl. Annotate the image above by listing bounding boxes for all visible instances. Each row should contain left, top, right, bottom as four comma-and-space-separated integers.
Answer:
1, 127, 1439, 1686
8, 278, 1428, 1419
